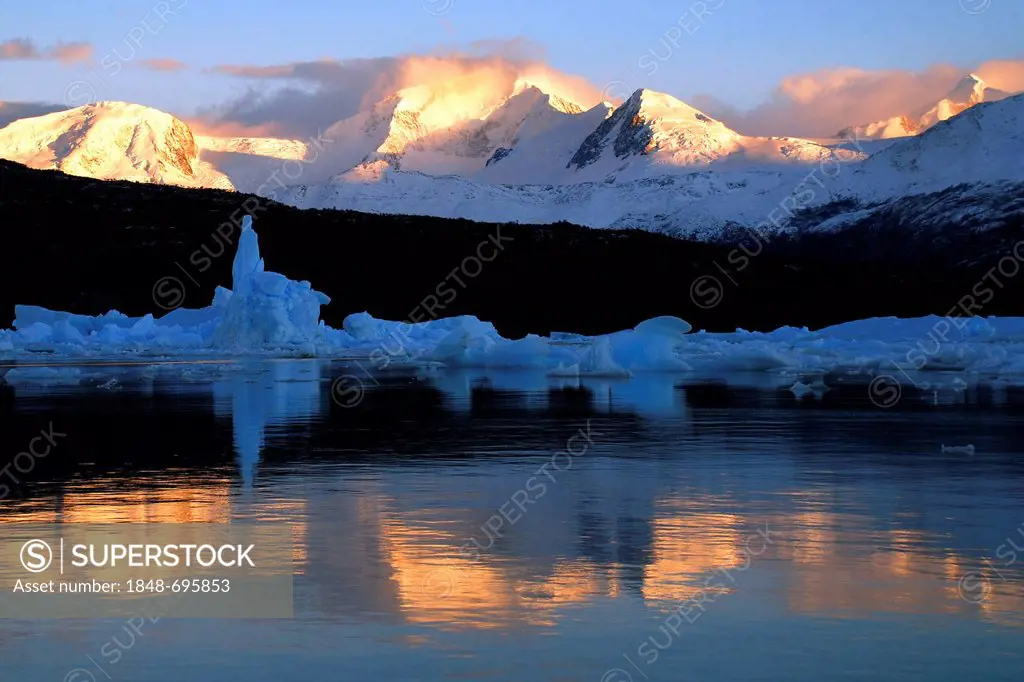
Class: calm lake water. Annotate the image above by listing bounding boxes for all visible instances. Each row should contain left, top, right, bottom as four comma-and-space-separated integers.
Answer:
1, 359, 1023, 681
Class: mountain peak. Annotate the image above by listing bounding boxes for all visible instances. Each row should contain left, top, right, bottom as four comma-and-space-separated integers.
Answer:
941, 72, 995, 107
838, 71, 1016, 140
568, 88, 739, 171
510, 79, 584, 115
0, 101, 232, 189
621, 88, 724, 125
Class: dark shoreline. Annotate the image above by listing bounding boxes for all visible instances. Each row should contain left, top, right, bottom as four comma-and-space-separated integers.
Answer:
2, 160, 1023, 338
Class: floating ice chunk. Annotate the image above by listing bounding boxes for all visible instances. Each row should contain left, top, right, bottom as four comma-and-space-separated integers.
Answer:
343, 311, 390, 342
213, 286, 233, 308
52, 320, 86, 344
550, 331, 589, 342
962, 316, 995, 339
14, 306, 137, 338
422, 325, 494, 366
483, 334, 550, 369
605, 316, 693, 372
547, 362, 580, 377
549, 336, 631, 377
12, 214, 1024, 378
254, 271, 289, 296
129, 314, 156, 340
211, 216, 331, 349
941, 444, 975, 455
156, 305, 222, 329
633, 316, 692, 336
13, 322, 55, 344
231, 216, 265, 297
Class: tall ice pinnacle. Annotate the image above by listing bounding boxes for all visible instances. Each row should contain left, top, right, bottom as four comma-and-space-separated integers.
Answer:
231, 215, 265, 296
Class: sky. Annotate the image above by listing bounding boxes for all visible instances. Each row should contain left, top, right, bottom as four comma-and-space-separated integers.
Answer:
1, 0, 1022, 137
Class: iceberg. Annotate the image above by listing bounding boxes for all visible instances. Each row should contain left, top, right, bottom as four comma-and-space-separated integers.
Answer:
211, 217, 331, 350
2, 217, 331, 355
5, 216, 1024, 394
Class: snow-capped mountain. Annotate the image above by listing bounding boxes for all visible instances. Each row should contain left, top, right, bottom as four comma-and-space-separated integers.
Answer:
0, 102, 233, 189
196, 135, 308, 159
837, 73, 1012, 140
0, 77, 1021, 244
195, 134, 312, 192
300, 85, 863, 189
845, 91, 1024, 198
193, 82, 861, 191
337, 80, 589, 178
558, 88, 862, 183
275, 92, 1024, 240
207, 78, 594, 193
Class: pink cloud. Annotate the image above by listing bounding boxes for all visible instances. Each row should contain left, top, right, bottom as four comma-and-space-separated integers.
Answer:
0, 38, 93, 64
50, 42, 93, 63
203, 44, 604, 138
140, 58, 188, 72
0, 38, 40, 60
695, 60, 1024, 138
974, 59, 1024, 93
185, 117, 289, 138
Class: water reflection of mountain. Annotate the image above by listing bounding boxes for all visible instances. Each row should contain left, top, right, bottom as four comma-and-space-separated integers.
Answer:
1, 361, 1023, 629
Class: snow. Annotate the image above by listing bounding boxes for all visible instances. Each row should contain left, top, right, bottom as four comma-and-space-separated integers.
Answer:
195, 134, 311, 194
845, 93, 1024, 200
2, 76, 1020, 242
255, 85, 1023, 239
6, 219, 1024, 401
0, 102, 233, 190
839, 73, 1013, 140
268, 91, 1024, 240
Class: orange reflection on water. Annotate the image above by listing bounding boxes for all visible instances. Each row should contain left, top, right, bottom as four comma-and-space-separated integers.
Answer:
782, 512, 1023, 623
377, 513, 525, 629
0, 479, 233, 524
977, 578, 1024, 627
641, 506, 747, 604
62, 482, 233, 524
375, 509, 620, 630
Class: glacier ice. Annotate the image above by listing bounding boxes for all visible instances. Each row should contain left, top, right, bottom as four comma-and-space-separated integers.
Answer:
3, 216, 331, 354
5, 217, 1024, 393
211, 216, 331, 350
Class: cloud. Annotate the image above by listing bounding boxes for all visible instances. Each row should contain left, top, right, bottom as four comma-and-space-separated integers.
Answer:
50, 42, 94, 63
974, 59, 1024, 93
185, 118, 285, 139
200, 45, 1022, 141
0, 101, 65, 128
208, 63, 298, 78
199, 56, 401, 137
0, 38, 38, 60
139, 57, 187, 72
695, 59, 1024, 138
202, 44, 604, 139
696, 65, 964, 138
0, 38, 93, 64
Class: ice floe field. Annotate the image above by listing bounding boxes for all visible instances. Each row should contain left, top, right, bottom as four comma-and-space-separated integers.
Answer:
3, 216, 1024, 406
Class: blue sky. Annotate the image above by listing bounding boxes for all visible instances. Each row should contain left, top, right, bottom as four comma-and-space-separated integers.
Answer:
1, 0, 1022, 130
